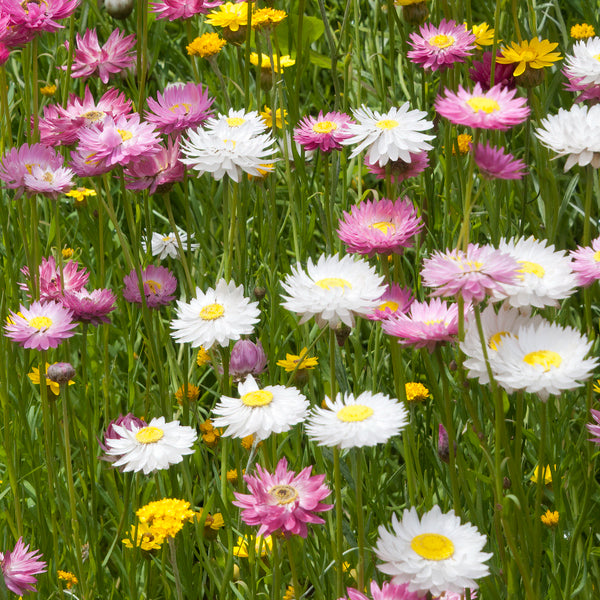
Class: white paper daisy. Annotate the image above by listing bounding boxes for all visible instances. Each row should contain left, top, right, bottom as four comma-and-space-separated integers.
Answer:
204, 108, 267, 137
170, 279, 260, 349
143, 231, 199, 260
212, 375, 309, 440
564, 37, 600, 87
104, 416, 197, 475
375, 505, 492, 597
341, 104, 435, 167
305, 391, 408, 449
491, 237, 578, 308
281, 254, 387, 328
490, 321, 597, 401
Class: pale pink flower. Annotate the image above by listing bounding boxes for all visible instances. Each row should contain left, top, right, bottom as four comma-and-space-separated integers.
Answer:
367, 283, 414, 321
342, 580, 422, 600
150, 0, 222, 20
1, 0, 78, 39
122, 265, 177, 308
587, 408, 600, 445
233, 458, 333, 538
293, 111, 353, 152
20, 256, 89, 301
365, 151, 429, 183
0, 537, 46, 596
570, 236, 600, 287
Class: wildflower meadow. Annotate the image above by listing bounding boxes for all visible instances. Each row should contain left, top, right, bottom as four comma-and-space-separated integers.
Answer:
2, 0, 600, 598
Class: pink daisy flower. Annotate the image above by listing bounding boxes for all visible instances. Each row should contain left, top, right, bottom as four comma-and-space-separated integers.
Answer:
5, 300, 77, 350
293, 111, 354, 152
421, 244, 520, 303
337, 196, 423, 256
67, 28, 136, 84
564, 76, 600, 104
0, 42, 10, 65
62, 288, 117, 325
469, 51, 516, 91
435, 83, 530, 130
367, 283, 414, 321
587, 408, 600, 444
0, 537, 46, 596
342, 581, 422, 600
145, 83, 215, 135
473, 143, 527, 180
20, 256, 89, 301
233, 458, 333, 538
76, 113, 161, 170
570, 236, 600, 287
125, 136, 185, 194
382, 298, 465, 352
408, 19, 476, 72
150, 0, 222, 20
2, 0, 78, 38
122, 265, 177, 308
364, 151, 430, 183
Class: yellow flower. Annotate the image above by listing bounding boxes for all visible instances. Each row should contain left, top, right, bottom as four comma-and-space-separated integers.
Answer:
122, 522, 166, 551
57, 570, 78, 589
571, 23, 595, 40
200, 419, 222, 448
195, 509, 225, 539
541, 509, 559, 527
394, 0, 425, 4
594, 379, 600, 394
468, 22, 498, 48
40, 84, 57, 96
233, 534, 273, 557
197, 347, 211, 367
206, 2, 250, 32
454, 134, 472, 155
260, 106, 288, 129
61, 247, 74, 259
283, 585, 295, 600
497, 38, 562, 77
251, 7, 287, 30
404, 382, 430, 403
175, 383, 201, 403
249, 52, 295, 73
276, 347, 318, 372
227, 468, 244, 483
66, 187, 96, 204
28, 363, 74, 396
530, 465, 555, 486
241, 434, 262, 450
136, 498, 195, 539
186, 32, 227, 57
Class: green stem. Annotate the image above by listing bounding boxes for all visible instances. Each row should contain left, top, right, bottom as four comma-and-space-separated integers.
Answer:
354, 449, 365, 592
168, 537, 184, 600
286, 536, 302, 599
333, 446, 344, 599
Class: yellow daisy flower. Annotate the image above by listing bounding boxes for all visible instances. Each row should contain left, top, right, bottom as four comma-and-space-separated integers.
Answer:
277, 347, 318, 372
530, 464, 555, 486
252, 7, 286, 30
206, 2, 250, 32
497, 38, 562, 77
468, 22, 499, 48
260, 106, 288, 129
186, 33, 226, 58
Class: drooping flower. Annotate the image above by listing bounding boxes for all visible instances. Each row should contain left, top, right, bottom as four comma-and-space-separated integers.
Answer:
374, 506, 492, 596
150, 0, 222, 20
251, 7, 286, 30
233, 458, 333, 537
122, 265, 177, 309
170, 279, 260, 349
407, 19, 476, 71
337, 197, 423, 256
570, 236, 600, 286
469, 51, 516, 91
342, 104, 435, 167
364, 151, 430, 183
496, 38, 562, 78
62, 288, 117, 325
473, 142, 527, 179
367, 283, 414, 321
293, 111, 354, 152
0, 537, 47, 596
229, 339, 267, 380
104, 416, 197, 474
20, 256, 89, 302
141, 230, 199, 260
280, 254, 386, 329
212, 374, 308, 440
122, 521, 165, 550
530, 465, 554, 485
435, 83, 530, 130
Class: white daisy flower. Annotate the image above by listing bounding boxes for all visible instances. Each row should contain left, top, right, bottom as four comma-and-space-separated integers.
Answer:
305, 391, 408, 449
281, 254, 386, 329
460, 303, 546, 385
535, 104, 600, 171
490, 321, 597, 401
104, 416, 197, 475
170, 279, 260, 349
491, 237, 578, 308
142, 231, 199, 260
204, 108, 267, 137
374, 505, 492, 597
342, 104, 435, 167
564, 37, 600, 86
212, 375, 309, 440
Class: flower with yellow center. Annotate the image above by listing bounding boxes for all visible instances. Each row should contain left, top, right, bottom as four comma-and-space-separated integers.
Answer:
40, 84, 57, 96
122, 521, 166, 551
57, 570, 78, 589
497, 38, 562, 78
66, 187, 96, 204
541, 509, 559, 527
251, 7, 286, 30
468, 22, 498, 48
405, 382, 430, 403
186, 32, 227, 57
206, 2, 250, 32
571, 23, 595, 40
375, 505, 492, 596
233, 534, 273, 557
530, 464, 555, 485
28, 362, 75, 396
277, 347, 319, 372
249, 52, 296, 73
136, 498, 195, 539
260, 106, 288, 129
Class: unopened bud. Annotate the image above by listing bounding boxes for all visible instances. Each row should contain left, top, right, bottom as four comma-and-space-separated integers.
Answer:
46, 362, 75, 385
102, 0, 135, 19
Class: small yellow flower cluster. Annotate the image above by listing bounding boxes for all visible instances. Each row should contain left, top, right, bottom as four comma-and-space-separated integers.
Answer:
571, 23, 595, 40
200, 419, 221, 448
197, 347, 211, 367
62, 247, 75, 260
226, 467, 244, 484
283, 585, 295, 600
40, 84, 57, 96
186, 32, 226, 58
453, 134, 473, 156
541, 509, 559, 527
206, 3, 286, 32
241, 434, 261, 450
404, 382, 430, 403
175, 382, 200, 403
57, 570, 78, 589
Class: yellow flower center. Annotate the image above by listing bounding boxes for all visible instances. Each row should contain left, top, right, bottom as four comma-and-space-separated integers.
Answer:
411, 533, 455, 560
466, 97, 501, 114
169, 103, 191, 113
43, 172, 54, 182
227, 117, 246, 127
313, 120, 338, 133
337, 404, 374, 422
429, 34, 455, 49
518, 260, 545, 278
315, 277, 352, 290
424, 319, 443, 326
377, 301, 399, 313
376, 119, 399, 130
241, 390, 274, 407
145, 279, 162, 294
269, 484, 298, 505
369, 221, 396, 234
594, 250, 600, 262
118, 129, 133, 142
135, 426, 165, 444
594, 53, 600, 61
520, 50, 536, 61
81, 110, 105, 122
523, 350, 562, 371
488, 331, 512, 351
29, 316, 53, 330
199, 303, 225, 320
162, 236, 174, 242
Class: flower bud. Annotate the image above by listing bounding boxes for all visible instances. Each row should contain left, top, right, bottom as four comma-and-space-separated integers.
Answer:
99, 414, 146, 460
101, 0, 135, 19
229, 340, 267, 381
46, 362, 76, 385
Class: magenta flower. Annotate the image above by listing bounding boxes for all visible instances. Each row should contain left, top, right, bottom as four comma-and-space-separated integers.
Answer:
435, 83, 530, 130
365, 151, 429, 184
5, 301, 77, 350
337, 197, 423, 256
67, 28, 136, 84
342, 580, 422, 600
0, 42, 9, 65
367, 283, 414, 321
587, 408, 600, 445
0, 537, 46, 596
99, 413, 147, 462
469, 51, 516, 91
229, 339, 267, 380
1, 0, 78, 40
570, 236, 600, 287
20, 256, 89, 302
123, 265, 177, 308
233, 458, 333, 538
407, 19, 476, 72
62, 288, 117, 325
145, 83, 215, 135
473, 143, 527, 180
293, 111, 353, 152
151, 0, 222, 20
564, 74, 600, 105
382, 298, 465, 352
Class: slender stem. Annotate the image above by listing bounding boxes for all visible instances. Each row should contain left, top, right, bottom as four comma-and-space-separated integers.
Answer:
168, 537, 184, 600
333, 446, 344, 599
286, 536, 302, 599
354, 450, 365, 592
